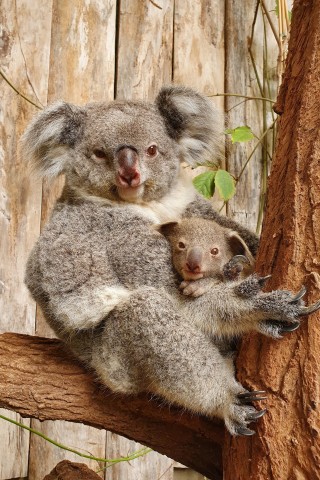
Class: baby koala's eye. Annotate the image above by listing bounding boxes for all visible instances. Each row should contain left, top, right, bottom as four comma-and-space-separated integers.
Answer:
146, 144, 158, 157
178, 241, 186, 250
93, 149, 107, 160
211, 247, 219, 256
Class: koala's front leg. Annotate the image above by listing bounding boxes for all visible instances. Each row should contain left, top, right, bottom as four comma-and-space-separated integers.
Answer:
235, 275, 320, 338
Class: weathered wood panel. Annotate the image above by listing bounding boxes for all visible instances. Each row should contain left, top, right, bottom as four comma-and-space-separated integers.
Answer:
225, 0, 261, 232
116, 0, 173, 100
0, 0, 53, 477
28, 1, 117, 479
225, 0, 278, 233
173, 0, 226, 214
174, 0, 225, 105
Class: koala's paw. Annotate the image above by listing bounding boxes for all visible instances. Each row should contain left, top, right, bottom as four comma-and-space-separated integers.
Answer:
225, 390, 267, 436
223, 255, 250, 282
258, 319, 300, 338
234, 273, 272, 298
256, 286, 320, 330
179, 279, 214, 298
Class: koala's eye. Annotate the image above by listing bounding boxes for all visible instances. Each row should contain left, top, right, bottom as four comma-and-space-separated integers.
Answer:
178, 241, 186, 250
93, 149, 107, 160
146, 144, 158, 157
211, 247, 219, 256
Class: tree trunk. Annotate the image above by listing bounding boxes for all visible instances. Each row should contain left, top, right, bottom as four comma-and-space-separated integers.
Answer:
0, 333, 223, 480
224, 1, 320, 478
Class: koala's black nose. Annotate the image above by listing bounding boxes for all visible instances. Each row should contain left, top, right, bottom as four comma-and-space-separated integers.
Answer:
116, 146, 141, 187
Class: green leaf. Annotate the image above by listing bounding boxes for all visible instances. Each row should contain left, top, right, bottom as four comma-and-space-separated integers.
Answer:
192, 171, 216, 199
215, 169, 236, 201
225, 125, 254, 143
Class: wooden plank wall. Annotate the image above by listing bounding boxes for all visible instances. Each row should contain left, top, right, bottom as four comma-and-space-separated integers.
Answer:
0, 1, 278, 479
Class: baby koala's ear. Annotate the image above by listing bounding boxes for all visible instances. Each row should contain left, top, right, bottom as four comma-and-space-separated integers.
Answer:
153, 221, 179, 238
226, 231, 255, 266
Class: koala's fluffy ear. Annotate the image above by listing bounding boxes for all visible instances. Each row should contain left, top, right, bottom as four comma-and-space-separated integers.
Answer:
21, 102, 85, 178
227, 231, 255, 266
153, 221, 179, 238
155, 86, 223, 166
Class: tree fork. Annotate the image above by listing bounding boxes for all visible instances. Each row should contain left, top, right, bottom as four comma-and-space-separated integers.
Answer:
0, 332, 223, 480
224, 0, 320, 478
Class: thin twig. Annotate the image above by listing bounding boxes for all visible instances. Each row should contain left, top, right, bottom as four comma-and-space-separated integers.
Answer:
236, 118, 277, 183
149, 0, 162, 9
260, 0, 280, 46
0, 414, 151, 465
208, 92, 275, 103
248, 47, 264, 98
284, 0, 290, 30
0, 69, 43, 110
227, 98, 250, 112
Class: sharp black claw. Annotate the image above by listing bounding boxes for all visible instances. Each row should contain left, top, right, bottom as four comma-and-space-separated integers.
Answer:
280, 321, 300, 333
236, 426, 255, 436
258, 275, 272, 286
238, 391, 267, 403
239, 397, 268, 404
246, 408, 267, 421
299, 299, 320, 316
289, 286, 307, 303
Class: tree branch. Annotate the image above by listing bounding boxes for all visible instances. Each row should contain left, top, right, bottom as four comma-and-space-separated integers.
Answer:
0, 333, 223, 479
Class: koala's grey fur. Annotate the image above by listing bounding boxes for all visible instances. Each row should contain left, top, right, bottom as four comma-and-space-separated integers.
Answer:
23, 86, 318, 436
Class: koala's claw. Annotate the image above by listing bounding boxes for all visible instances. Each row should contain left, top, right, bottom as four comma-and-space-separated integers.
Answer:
299, 299, 320, 316
238, 390, 267, 403
258, 274, 272, 287
289, 286, 307, 303
279, 321, 300, 332
245, 408, 267, 421
235, 425, 255, 436
227, 393, 266, 436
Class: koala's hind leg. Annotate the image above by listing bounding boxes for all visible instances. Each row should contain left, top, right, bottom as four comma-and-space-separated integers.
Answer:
92, 286, 266, 435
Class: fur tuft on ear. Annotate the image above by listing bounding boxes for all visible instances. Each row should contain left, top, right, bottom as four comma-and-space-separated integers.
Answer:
21, 102, 85, 178
155, 85, 224, 167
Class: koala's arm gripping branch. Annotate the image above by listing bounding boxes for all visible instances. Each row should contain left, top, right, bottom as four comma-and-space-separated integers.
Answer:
0, 333, 223, 480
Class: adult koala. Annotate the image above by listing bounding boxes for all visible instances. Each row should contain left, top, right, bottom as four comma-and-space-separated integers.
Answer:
23, 86, 318, 435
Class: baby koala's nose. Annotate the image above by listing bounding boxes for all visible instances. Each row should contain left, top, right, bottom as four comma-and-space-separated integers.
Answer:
186, 247, 203, 272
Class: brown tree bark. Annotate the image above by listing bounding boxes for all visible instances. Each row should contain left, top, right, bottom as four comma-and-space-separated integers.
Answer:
0, 333, 223, 480
224, 1, 320, 478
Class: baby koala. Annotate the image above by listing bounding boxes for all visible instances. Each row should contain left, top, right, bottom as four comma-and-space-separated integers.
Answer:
158, 216, 255, 298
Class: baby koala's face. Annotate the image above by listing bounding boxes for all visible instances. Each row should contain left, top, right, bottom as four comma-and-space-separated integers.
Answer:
170, 225, 233, 281
157, 217, 251, 282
